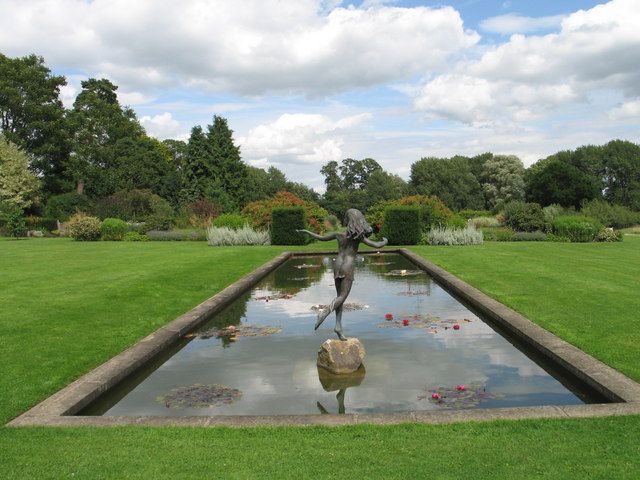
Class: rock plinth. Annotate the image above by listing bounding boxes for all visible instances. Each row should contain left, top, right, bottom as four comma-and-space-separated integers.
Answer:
317, 338, 365, 374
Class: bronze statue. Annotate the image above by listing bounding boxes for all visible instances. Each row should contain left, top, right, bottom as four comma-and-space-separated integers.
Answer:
297, 209, 387, 340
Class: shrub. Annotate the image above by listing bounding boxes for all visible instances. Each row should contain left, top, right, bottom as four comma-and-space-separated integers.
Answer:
94, 189, 174, 222
467, 216, 499, 228
512, 231, 547, 241
146, 229, 207, 241
123, 231, 149, 242
482, 227, 515, 241
242, 191, 327, 233
325, 214, 339, 229
45, 193, 94, 221
100, 218, 129, 240
367, 195, 453, 235
552, 215, 602, 242
580, 199, 640, 228
425, 226, 483, 246
596, 227, 623, 242
503, 202, 548, 232
66, 213, 102, 241
207, 225, 271, 246
6, 209, 26, 238
143, 214, 174, 232
382, 206, 421, 245
271, 207, 307, 245
542, 204, 565, 228
458, 209, 493, 220
25, 216, 57, 232
546, 233, 571, 242
447, 214, 466, 229
212, 213, 248, 230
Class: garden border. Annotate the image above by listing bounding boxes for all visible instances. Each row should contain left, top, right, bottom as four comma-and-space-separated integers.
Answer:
8, 249, 640, 427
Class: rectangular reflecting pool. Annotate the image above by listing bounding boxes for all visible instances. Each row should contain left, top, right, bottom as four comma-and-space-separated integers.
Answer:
82, 253, 607, 416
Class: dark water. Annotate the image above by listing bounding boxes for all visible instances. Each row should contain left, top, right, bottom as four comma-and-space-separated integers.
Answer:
85, 254, 602, 416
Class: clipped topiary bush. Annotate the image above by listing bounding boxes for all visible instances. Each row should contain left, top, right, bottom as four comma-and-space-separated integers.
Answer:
552, 215, 602, 242
211, 213, 248, 230
503, 201, 548, 232
270, 207, 306, 245
143, 214, 174, 232
66, 213, 102, 241
100, 218, 129, 240
44, 193, 94, 221
6, 209, 26, 238
382, 206, 421, 245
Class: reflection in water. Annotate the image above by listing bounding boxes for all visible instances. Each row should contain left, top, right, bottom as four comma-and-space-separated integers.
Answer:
316, 366, 366, 414
86, 254, 599, 417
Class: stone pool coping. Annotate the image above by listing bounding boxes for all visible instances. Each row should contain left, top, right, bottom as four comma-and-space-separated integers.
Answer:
8, 249, 640, 428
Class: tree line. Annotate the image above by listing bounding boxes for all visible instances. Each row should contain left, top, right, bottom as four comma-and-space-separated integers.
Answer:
1, 52, 639, 224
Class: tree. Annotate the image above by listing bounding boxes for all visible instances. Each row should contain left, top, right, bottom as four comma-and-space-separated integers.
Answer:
206, 115, 248, 211
0, 53, 71, 194
320, 160, 342, 193
365, 170, 408, 205
601, 140, 640, 210
0, 134, 40, 210
410, 156, 484, 210
339, 158, 382, 189
481, 155, 525, 209
525, 159, 599, 208
68, 78, 144, 197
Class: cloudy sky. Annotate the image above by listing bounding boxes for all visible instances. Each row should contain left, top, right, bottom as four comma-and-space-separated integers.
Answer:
1, 0, 639, 191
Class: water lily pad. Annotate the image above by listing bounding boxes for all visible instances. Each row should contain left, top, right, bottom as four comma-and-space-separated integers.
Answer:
197, 325, 282, 339
418, 383, 504, 409
311, 303, 369, 312
396, 290, 431, 296
294, 263, 322, 269
158, 384, 242, 408
369, 261, 393, 266
378, 314, 472, 333
384, 269, 425, 277
254, 293, 295, 301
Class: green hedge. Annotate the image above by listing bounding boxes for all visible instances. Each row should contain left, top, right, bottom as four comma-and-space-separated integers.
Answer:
44, 193, 94, 221
270, 207, 306, 245
552, 215, 602, 242
382, 206, 421, 245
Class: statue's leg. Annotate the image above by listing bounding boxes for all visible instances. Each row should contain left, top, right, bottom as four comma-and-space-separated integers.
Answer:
333, 279, 353, 340
315, 278, 352, 334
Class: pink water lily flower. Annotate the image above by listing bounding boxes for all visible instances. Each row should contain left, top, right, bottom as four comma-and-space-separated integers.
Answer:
453, 324, 460, 330
431, 392, 441, 399
385, 313, 393, 320
402, 319, 410, 326
456, 384, 466, 391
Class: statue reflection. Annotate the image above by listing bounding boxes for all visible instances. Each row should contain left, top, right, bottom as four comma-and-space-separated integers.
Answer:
316, 365, 366, 414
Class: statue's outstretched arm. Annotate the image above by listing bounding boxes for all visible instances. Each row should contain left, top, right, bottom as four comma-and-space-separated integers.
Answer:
296, 229, 338, 242
362, 236, 388, 248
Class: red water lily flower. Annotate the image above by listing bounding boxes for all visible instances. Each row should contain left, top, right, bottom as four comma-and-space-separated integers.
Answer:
402, 319, 410, 326
456, 384, 466, 391
453, 324, 460, 330
385, 313, 393, 320
431, 392, 441, 399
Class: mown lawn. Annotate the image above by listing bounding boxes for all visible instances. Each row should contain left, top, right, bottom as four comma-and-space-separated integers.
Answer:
1, 237, 639, 479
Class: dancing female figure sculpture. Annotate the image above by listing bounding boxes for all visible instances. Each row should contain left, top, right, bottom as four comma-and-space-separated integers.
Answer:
297, 209, 387, 341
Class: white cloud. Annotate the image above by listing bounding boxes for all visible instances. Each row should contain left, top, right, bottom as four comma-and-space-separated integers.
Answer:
59, 84, 78, 109
238, 112, 372, 169
0, 0, 478, 96
117, 91, 154, 106
414, 0, 640, 124
479, 13, 565, 35
608, 98, 640, 120
140, 112, 184, 140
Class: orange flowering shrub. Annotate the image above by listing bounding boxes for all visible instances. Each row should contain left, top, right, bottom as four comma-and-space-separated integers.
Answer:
242, 191, 328, 233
